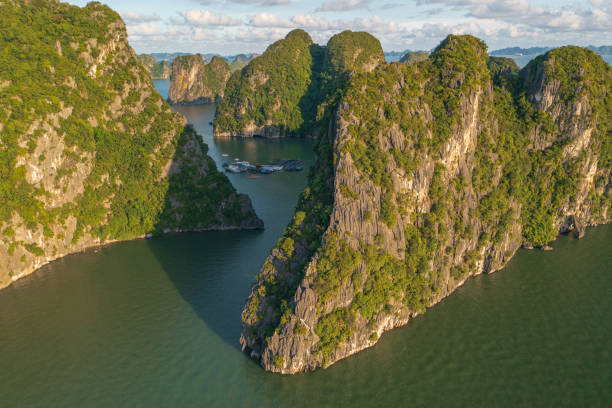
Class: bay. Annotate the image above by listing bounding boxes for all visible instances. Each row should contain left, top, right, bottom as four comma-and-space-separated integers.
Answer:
0, 82, 609, 407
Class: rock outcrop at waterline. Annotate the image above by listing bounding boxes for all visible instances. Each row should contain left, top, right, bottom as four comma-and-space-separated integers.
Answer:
240, 34, 611, 373
0, 0, 262, 290
168, 55, 231, 105
138, 54, 170, 79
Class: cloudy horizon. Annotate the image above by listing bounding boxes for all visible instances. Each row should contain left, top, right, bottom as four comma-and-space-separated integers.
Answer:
66, 0, 612, 54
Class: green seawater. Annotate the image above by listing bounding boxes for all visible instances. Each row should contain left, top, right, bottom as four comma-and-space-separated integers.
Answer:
0, 88, 610, 407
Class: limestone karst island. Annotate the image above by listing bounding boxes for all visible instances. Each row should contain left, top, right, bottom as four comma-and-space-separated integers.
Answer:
1, 0, 610, 406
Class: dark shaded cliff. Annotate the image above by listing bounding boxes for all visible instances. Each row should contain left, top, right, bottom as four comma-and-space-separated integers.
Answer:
0, 0, 262, 289
168, 55, 231, 105
240, 34, 611, 373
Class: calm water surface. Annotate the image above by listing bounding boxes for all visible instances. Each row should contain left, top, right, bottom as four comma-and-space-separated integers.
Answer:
0, 82, 610, 407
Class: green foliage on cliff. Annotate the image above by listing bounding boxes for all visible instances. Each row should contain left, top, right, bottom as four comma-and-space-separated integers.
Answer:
314, 233, 362, 302
315, 306, 354, 363
241, 30, 385, 339
215, 30, 319, 135
215, 30, 384, 136
399, 51, 429, 64
487, 56, 519, 89
314, 36, 611, 353
241, 32, 611, 371
321, 31, 385, 97
0, 0, 257, 264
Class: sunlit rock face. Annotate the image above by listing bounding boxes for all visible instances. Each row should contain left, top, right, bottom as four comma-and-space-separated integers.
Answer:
239, 35, 611, 373
168, 55, 231, 105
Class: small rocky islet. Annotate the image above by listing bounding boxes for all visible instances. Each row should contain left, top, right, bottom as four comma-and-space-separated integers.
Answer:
167, 54, 231, 105
0, 0, 610, 376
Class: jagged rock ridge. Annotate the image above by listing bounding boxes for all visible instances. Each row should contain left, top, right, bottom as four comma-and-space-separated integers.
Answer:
239, 34, 611, 373
0, 0, 262, 289
168, 54, 231, 105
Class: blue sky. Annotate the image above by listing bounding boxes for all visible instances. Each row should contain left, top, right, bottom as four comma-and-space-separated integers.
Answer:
66, 0, 612, 54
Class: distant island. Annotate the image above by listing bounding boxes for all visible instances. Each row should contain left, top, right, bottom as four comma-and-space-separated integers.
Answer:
168, 54, 232, 105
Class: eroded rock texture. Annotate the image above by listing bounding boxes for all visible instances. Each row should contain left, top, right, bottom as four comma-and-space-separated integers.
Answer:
168, 55, 231, 105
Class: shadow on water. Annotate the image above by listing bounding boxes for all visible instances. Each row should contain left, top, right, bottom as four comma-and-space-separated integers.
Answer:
144, 230, 265, 352
144, 102, 316, 354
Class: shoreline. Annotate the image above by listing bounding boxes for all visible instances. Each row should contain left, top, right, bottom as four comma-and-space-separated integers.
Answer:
0, 223, 264, 292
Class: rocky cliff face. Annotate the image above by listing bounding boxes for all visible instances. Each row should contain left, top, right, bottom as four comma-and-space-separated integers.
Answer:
138, 54, 170, 79
214, 30, 385, 138
240, 35, 611, 373
168, 55, 231, 105
0, 0, 262, 290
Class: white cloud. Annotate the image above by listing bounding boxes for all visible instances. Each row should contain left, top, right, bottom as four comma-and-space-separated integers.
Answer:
122, 0, 612, 56
315, 0, 370, 12
179, 10, 242, 27
291, 14, 340, 30
121, 11, 161, 23
127, 23, 162, 36
193, 28, 218, 41
416, 0, 612, 33
249, 13, 293, 28
196, 0, 293, 4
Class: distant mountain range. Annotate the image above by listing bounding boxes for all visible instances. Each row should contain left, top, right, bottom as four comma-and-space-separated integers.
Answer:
491, 45, 612, 56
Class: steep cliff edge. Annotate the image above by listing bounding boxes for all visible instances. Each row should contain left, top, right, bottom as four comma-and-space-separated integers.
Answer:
0, 0, 262, 289
240, 34, 611, 373
168, 55, 231, 105
214, 30, 385, 138
138, 54, 170, 79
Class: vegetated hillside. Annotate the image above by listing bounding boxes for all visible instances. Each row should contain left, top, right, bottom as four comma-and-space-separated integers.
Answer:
229, 54, 257, 72
240, 34, 611, 374
138, 54, 170, 79
214, 29, 385, 138
0, 0, 262, 289
168, 54, 231, 105
399, 50, 429, 64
